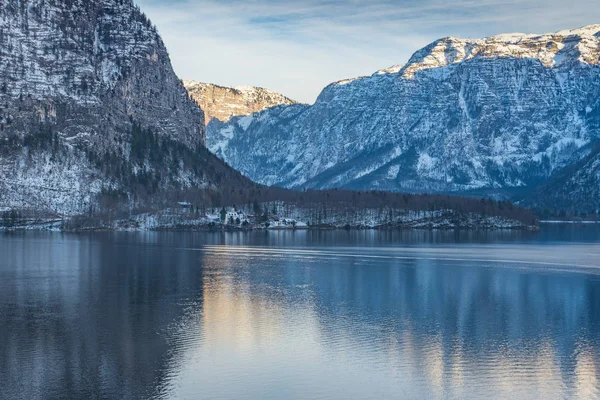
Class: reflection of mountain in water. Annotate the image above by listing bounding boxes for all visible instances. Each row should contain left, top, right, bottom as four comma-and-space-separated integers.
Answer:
168, 241, 600, 399
0, 233, 206, 399
1, 230, 600, 399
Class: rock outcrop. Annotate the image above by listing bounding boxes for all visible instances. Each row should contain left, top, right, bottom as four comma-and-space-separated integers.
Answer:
184, 81, 296, 125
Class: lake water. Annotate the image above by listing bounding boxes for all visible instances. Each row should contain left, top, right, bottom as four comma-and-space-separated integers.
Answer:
1, 226, 600, 399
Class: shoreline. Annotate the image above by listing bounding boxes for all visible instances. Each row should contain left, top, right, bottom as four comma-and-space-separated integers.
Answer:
0, 223, 540, 233
540, 220, 600, 224
0, 206, 539, 233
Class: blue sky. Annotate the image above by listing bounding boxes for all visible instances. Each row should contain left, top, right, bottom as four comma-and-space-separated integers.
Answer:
136, 0, 600, 103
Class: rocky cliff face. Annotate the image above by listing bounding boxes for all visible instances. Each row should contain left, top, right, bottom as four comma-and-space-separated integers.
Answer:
0, 0, 250, 215
0, 0, 205, 147
207, 25, 600, 207
184, 81, 296, 125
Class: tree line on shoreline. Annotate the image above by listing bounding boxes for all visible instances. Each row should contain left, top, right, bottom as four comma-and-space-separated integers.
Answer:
0, 121, 538, 228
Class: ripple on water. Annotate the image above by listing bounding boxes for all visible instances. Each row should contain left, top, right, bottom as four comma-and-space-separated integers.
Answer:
1, 231, 600, 399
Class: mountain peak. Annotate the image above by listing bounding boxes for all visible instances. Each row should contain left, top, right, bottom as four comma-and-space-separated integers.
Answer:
554, 24, 600, 37
183, 81, 297, 125
401, 24, 600, 78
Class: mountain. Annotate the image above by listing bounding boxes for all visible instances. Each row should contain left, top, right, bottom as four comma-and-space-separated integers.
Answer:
0, 0, 252, 215
0, 1, 539, 229
184, 81, 296, 125
207, 26, 600, 205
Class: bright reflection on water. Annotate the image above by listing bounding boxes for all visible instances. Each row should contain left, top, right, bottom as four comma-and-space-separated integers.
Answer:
1, 226, 600, 399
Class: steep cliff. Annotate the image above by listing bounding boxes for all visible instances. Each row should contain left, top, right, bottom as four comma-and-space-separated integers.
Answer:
184, 81, 296, 125
0, 0, 251, 214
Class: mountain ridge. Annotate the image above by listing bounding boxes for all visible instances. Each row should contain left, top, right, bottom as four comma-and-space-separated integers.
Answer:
184, 80, 296, 125
0, 1, 541, 229
206, 24, 600, 210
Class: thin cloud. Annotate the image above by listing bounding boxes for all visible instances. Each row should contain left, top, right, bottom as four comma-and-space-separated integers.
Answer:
136, 0, 600, 103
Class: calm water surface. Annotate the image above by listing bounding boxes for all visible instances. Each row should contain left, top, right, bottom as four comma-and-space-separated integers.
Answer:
1, 226, 600, 399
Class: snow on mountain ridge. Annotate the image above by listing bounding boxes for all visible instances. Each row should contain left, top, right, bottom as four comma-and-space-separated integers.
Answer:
374, 65, 404, 75
206, 24, 600, 209
328, 65, 404, 89
402, 24, 600, 78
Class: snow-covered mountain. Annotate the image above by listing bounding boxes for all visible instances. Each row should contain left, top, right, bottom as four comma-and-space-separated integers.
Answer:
0, 0, 251, 215
207, 25, 600, 206
184, 81, 296, 125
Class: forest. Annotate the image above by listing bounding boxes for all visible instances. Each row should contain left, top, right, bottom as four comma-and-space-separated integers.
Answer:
0, 121, 538, 229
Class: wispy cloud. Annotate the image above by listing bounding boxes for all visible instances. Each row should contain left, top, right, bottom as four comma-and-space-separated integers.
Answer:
136, 0, 600, 103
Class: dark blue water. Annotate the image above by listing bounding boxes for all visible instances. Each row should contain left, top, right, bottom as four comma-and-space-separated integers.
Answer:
1, 226, 600, 399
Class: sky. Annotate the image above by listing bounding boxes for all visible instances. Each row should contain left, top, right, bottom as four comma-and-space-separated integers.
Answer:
136, 0, 600, 103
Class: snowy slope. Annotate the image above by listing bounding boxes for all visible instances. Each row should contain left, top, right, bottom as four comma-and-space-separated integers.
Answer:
207, 25, 600, 205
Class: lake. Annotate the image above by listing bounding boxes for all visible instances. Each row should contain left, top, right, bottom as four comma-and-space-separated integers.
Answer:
1, 226, 600, 399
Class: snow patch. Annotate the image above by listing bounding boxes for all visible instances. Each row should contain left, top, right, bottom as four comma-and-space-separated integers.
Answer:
417, 153, 437, 172
387, 165, 400, 179
237, 115, 254, 131
532, 138, 588, 162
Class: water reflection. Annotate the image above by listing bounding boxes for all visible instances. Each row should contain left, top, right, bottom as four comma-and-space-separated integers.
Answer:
0, 229, 599, 399
167, 241, 600, 399
0, 233, 206, 399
